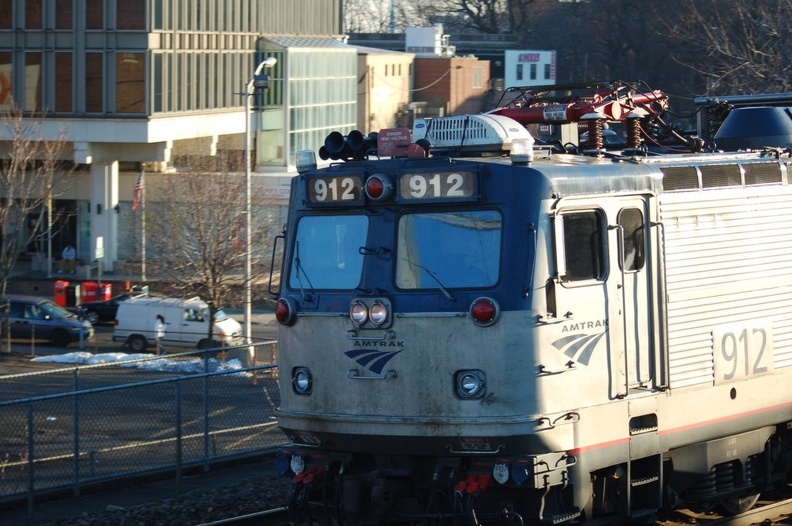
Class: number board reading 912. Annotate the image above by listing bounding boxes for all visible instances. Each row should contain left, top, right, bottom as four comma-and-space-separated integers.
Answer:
307, 175, 364, 205
399, 171, 477, 200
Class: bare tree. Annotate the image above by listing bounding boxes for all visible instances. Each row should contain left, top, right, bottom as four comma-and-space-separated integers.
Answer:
344, 0, 447, 33
0, 107, 70, 299
344, 0, 394, 33
143, 153, 277, 342
661, 0, 792, 94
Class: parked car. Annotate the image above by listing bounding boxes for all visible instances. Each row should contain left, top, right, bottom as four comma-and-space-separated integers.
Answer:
75, 292, 158, 325
1, 295, 94, 347
113, 296, 243, 352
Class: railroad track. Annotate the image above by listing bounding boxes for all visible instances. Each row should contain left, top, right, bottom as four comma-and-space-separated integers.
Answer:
196, 506, 290, 526
659, 496, 792, 526
201, 497, 792, 526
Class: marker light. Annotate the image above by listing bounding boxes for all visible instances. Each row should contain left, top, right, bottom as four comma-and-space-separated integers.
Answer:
369, 301, 389, 325
470, 297, 499, 327
350, 301, 368, 325
290, 454, 306, 475
510, 136, 535, 164
365, 173, 394, 201
492, 463, 510, 485
275, 297, 297, 326
455, 370, 486, 399
510, 463, 529, 485
292, 367, 313, 395
296, 150, 317, 173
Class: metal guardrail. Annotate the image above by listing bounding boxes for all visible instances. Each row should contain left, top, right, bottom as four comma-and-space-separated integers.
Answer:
0, 342, 285, 514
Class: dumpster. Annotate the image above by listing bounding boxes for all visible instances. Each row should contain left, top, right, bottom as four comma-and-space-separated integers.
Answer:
99, 283, 112, 301
66, 284, 81, 308
54, 280, 69, 307
81, 281, 98, 304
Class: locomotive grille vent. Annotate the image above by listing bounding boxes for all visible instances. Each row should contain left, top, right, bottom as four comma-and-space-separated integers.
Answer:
701, 164, 741, 188
660, 166, 699, 191
744, 162, 783, 185
431, 115, 498, 142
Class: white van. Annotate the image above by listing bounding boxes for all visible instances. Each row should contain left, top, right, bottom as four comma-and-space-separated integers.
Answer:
113, 296, 243, 353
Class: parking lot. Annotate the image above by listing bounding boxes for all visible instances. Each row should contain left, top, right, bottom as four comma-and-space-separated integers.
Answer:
1, 308, 276, 362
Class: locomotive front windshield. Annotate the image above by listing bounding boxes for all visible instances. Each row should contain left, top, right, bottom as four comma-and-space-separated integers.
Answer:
289, 215, 368, 290
287, 210, 501, 292
397, 210, 501, 289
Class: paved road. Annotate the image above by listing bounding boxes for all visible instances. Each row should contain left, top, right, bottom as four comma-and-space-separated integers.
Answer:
0, 309, 278, 375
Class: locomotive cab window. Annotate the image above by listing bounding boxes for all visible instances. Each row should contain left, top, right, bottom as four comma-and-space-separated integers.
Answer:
288, 215, 368, 290
396, 210, 501, 289
618, 208, 645, 272
555, 210, 605, 282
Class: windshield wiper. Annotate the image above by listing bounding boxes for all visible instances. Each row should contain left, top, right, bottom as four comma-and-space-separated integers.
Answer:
401, 258, 455, 302
295, 241, 315, 301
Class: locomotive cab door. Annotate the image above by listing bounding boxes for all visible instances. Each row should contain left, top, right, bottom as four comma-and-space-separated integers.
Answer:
552, 195, 658, 397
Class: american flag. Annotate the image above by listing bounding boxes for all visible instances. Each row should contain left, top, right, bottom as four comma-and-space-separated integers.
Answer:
132, 171, 144, 211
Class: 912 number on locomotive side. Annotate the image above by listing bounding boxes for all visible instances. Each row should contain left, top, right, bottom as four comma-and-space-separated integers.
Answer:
713, 323, 774, 384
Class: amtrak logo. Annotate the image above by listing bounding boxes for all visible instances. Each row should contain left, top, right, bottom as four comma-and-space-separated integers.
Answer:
345, 341, 404, 374
551, 322, 608, 365
344, 349, 403, 374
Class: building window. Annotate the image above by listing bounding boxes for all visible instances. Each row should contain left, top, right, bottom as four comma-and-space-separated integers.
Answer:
0, 52, 12, 110
516, 63, 523, 81
0, 3, 11, 29
530, 63, 537, 80
544, 63, 551, 80
117, 0, 146, 30
55, 0, 73, 29
85, 53, 103, 112
24, 52, 43, 112
153, 53, 163, 112
55, 52, 73, 113
472, 66, 483, 89
116, 53, 145, 113
153, 0, 164, 30
86, 0, 103, 29
26, 0, 43, 29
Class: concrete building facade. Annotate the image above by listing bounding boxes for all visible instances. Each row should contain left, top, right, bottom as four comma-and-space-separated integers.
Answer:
0, 0, 346, 274
351, 46, 414, 134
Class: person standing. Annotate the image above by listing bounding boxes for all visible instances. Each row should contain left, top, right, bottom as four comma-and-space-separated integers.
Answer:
58, 243, 76, 274
154, 315, 166, 355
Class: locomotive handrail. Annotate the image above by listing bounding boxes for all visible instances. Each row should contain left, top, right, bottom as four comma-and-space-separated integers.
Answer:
613, 222, 630, 399
347, 369, 397, 380
534, 454, 578, 474
396, 312, 465, 318
534, 412, 580, 430
446, 444, 506, 455
537, 361, 576, 375
345, 329, 396, 341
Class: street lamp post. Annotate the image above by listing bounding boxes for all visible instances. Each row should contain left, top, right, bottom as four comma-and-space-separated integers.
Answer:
244, 56, 277, 352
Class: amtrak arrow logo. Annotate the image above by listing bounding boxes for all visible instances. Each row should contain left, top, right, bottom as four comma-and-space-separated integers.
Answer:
344, 348, 403, 374
551, 332, 606, 366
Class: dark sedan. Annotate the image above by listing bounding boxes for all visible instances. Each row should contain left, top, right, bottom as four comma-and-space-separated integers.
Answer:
75, 292, 155, 325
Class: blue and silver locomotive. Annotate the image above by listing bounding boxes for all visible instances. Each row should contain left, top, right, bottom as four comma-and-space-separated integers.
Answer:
271, 91, 792, 524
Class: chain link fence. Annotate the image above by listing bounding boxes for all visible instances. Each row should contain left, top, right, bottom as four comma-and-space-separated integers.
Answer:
0, 342, 285, 511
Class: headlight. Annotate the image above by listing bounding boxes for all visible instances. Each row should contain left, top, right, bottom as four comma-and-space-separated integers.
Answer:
455, 370, 486, 399
349, 301, 368, 325
369, 301, 389, 325
292, 367, 313, 395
